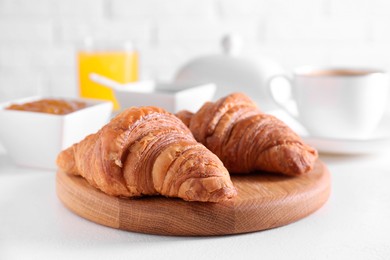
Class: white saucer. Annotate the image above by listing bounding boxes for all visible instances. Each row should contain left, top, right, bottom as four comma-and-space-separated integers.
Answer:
269, 109, 390, 155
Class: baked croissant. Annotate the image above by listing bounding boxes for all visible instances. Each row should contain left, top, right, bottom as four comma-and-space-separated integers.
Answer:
57, 106, 237, 202
176, 93, 318, 176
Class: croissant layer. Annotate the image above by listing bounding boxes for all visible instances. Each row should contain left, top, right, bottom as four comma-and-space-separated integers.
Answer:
176, 93, 318, 176
57, 106, 237, 202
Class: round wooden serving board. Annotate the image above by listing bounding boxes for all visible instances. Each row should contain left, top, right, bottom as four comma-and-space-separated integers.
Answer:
56, 160, 331, 236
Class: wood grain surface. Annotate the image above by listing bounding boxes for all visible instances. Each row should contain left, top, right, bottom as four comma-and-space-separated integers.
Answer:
56, 160, 331, 236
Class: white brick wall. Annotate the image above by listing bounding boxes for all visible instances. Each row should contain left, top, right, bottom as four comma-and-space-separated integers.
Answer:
1, 0, 390, 102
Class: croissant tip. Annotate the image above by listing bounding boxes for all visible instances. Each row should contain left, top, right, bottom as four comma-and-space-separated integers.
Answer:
56, 147, 77, 174
184, 186, 238, 203
223, 186, 238, 198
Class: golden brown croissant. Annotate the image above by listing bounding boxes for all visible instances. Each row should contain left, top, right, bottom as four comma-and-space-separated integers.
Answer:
176, 93, 318, 176
57, 106, 237, 202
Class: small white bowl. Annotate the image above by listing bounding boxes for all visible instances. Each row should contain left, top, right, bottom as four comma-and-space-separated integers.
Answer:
114, 82, 216, 113
114, 83, 216, 113
89, 73, 216, 113
0, 96, 113, 169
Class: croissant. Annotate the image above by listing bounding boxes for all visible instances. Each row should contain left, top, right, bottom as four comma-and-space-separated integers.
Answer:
57, 106, 237, 202
176, 93, 318, 176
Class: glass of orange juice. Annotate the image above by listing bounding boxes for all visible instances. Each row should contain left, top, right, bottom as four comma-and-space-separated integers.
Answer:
77, 38, 139, 110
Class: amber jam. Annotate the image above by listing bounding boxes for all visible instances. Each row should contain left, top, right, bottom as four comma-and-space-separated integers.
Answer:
6, 99, 87, 115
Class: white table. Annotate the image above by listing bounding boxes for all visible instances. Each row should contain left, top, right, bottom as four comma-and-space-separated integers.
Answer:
1, 148, 390, 260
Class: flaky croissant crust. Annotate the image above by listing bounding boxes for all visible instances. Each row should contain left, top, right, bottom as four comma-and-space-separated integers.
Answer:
176, 93, 318, 176
57, 106, 237, 202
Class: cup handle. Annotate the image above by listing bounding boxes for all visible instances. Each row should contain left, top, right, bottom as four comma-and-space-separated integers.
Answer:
266, 74, 299, 120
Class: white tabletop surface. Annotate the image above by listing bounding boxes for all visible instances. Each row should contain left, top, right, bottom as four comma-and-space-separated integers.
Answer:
1, 146, 390, 260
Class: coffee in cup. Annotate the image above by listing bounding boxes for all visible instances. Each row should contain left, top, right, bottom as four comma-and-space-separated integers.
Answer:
268, 67, 389, 139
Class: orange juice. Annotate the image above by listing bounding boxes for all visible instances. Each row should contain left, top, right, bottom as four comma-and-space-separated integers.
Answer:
78, 50, 138, 110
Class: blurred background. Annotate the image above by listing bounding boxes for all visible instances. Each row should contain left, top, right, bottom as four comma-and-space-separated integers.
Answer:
1, 0, 390, 102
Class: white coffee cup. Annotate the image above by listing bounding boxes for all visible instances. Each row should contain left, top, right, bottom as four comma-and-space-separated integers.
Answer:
268, 67, 389, 139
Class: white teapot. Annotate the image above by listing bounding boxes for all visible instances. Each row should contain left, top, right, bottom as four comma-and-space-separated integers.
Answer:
174, 34, 285, 111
